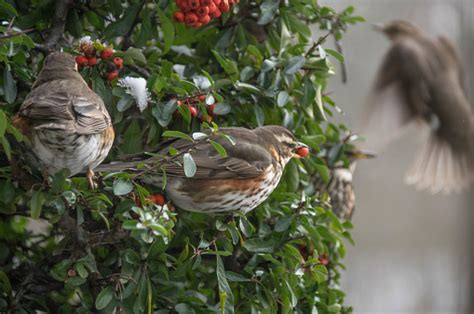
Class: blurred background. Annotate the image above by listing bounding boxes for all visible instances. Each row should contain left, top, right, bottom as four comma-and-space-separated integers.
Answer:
319, 0, 473, 312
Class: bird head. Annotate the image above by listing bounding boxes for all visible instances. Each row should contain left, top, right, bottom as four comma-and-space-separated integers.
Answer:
373, 20, 422, 40
258, 125, 310, 164
43, 52, 77, 72
33, 52, 81, 88
346, 148, 376, 162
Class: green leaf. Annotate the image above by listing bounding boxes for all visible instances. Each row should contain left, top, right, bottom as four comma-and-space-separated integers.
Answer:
258, 0, 279, 25
209, 140, 227, 157
216, 255, 234, 314
121, 119, 143, 154
325, 48, 344, 63
183, 153, 196, 177
212, 50, 238, 82
29, 190, 46, 219
243, 238, 277, 253
95, 286, 114, 310
1, 137, 11, 160
124, 47, 147, 65
3, 68, 17, 104
277, 91, 289, 107
162, 130, 193, 141
116, 94, 135, 112
157, 8, 174, 54
113, 178, 133, 196
314, 163, 330, 184
285, 56, 306, 75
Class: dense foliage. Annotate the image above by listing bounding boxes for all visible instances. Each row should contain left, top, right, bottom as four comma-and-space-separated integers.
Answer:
0, 0, 364, 312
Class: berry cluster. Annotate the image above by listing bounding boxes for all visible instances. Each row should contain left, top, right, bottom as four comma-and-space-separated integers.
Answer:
75, 38, 124, 81
176, 94, 216, 122
173, 0, 238, 28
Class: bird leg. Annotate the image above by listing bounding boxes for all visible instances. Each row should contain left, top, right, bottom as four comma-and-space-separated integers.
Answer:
87, 168, 98, 190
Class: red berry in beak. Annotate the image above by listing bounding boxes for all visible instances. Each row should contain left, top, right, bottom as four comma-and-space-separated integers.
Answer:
149, 193, 166, 206
295, 146, 309, 158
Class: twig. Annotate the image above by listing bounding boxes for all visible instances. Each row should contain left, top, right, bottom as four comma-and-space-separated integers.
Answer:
305, 32, 331, 58
334, 37, 347, 83
0, 28, 37, 41
121, 0, 146, 51
35, 0, 74, 52
126, 64, 151, 79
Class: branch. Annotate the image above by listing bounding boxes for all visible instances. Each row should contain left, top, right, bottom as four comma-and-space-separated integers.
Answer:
121, 0, 147, 51
35, 0, 74, 52
126, 64, 151, 79
0, 28, 36, 40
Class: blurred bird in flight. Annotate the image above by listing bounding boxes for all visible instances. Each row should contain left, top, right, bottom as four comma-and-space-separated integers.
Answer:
362, 20, 474, 193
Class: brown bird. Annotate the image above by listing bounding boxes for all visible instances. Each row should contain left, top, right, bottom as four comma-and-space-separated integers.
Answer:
363, 20, 474, 193
312, 145, 374, 221
99, 126, 308, 214
13, 52, 114, 188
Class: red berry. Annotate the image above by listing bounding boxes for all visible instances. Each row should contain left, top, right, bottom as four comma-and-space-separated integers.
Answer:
197, 95, 207, 102
209, 8, 221, 18
219, 2, 230, 12
113, 57, 123, 69
207, 103, 215, 116
213, 0, 221, 5
176, 0, 187, 9
202, 0, 213, 5
319, 254, 329, 266
75, 55, 88, 66
184, 12, 199, 25
67, 269, 77, 277
191, 22, 203, 28
199, 15, 211, 24
174, 11, 185, 23
189, 106, 198, 117
177, 100, 183, 106
295, 146, 310, 158
100, 48, 113, 59
187, 0, 200, 10
196, 6, 209, 17
87, 57, 97, 66
107, 70, 119, 81
149, 193, 166, 206
207, 2, 217, 13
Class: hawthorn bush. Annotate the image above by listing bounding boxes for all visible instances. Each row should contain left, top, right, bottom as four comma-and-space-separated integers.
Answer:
0, 0, 364, 312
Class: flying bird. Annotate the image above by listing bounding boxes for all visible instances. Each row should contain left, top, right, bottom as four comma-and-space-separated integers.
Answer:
98, 125, 309, 214
362, 20, 474, 193
13, 52, 115, 188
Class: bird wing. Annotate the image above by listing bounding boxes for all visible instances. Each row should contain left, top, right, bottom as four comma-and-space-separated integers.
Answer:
361, 37, 434, 151
156, 128, 272, 179
19, 79, 111, 135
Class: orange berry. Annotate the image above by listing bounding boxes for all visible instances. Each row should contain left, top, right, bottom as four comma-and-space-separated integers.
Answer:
113, 57, 123, 69
209, 8, 221, 18
189, 106, 198, 117
87, 56, 97, 66
75, 55, 88, 66
100, 48, 113, 59
196, 6, 209, 17
199, 14, 211, 24
295, 146, 310, 158
207, 2, 217, 13
185, 12, 199, 25
107, 70, 119, 81
219, 2, 230, 12
197, 95, 207, 102
149, 193, 166, 206
174, 11, 185, 22
188, 0, 200, 10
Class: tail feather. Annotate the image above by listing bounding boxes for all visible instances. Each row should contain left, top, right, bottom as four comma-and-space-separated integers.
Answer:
405, 132, 472, 194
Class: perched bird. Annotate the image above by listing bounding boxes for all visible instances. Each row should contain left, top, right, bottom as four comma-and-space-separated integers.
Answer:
12, 52, 114, 188
363, 20, 474, 193
312, 144, 374, 221
98, 126, 308, 214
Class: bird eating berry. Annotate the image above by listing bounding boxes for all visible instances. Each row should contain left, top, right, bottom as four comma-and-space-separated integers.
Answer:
98, 126, 309, 214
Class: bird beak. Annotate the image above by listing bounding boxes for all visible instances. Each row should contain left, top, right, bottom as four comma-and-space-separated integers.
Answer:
351, 149, 376, 160
292, 142, 310, 158
371, 23, 385, 32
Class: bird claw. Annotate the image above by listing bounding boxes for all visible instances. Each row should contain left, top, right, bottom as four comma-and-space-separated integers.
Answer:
87, 169, 98, 190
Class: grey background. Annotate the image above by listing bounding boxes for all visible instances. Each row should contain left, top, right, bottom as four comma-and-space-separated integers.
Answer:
318, 0, 473, 312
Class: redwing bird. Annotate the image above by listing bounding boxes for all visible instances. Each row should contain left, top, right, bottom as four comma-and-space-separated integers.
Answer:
362, 20, 474, 193
98, 126, 308, 214
13, 52, 115, 188
312, 143, 374, 221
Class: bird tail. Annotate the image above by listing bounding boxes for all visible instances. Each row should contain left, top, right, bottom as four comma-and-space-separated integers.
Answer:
404, 130, 473, 193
